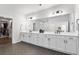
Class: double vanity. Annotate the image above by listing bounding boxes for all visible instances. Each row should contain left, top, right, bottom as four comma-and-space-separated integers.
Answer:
20, 31, 78, 54
20, 14, 79, 54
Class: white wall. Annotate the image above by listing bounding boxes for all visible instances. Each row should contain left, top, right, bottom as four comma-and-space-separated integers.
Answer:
0, 5, 27, 43
12, 14, 25, 43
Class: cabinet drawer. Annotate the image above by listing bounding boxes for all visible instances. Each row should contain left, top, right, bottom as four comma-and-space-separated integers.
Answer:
46, 34, 56, 38
66, 36, 78, 40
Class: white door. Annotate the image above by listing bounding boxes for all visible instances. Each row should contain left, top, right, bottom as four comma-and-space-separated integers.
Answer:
66, 37, 77, 54
56, 36, 65, 52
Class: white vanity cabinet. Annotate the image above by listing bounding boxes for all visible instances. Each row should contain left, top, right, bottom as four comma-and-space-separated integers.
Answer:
21, 33, 78, 54
65, 36, 77, 54
42, 34, 49, 48
21, 33, 33, 44
56, 36, 66, 52
30, 33, 37, 44
20, 33, 24, 41
37, 34, 49, 48
35, 33, 43, 46
27, 33, 39, 45
56, 35, 78, 54
23, 33, 31, 43
46, 34, 56, 49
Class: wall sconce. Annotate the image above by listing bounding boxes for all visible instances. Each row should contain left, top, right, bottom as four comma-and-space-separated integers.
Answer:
56, 10, 63, 14
27, 16, 36, 20
29, 17, 33, 19
26, 17, 32, 20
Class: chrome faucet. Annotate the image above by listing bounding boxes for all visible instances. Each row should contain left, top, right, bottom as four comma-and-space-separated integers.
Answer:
55, 27, 63, 34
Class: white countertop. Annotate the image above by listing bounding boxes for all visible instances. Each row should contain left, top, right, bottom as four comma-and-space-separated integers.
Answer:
20, 31, 78, 36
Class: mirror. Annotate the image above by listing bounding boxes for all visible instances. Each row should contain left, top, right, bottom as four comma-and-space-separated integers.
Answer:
32, 14, 70, 33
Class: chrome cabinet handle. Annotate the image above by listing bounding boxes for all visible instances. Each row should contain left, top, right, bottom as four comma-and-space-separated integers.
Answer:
64, 40, 67, 44
64, 40, 65, 43
65, 40, 67, 43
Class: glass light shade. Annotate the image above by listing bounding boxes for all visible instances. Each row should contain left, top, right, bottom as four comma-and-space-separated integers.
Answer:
78, 20, 79, 24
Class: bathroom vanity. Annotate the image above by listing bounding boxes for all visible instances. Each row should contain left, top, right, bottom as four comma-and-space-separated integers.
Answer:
20, 32, 78, 54
20, 14, 79, 54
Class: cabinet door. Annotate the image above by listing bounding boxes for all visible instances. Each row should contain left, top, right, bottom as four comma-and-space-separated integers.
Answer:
43, 37, 49, 48
37, 34, 48, 48
42, 34, 49, 48
26, 34, 31, 43
48, 35, 56, 49
37, 36, 42, 46
28, 33, 34, 44
22, 34, 30, 43
66, 37, 77, 54
32, 33, 38, 45
35, 34, 41, 45
37, 34, 45, 47
56, 36, 65, 51
23, 34, 26, 42
20, 33, 24, 41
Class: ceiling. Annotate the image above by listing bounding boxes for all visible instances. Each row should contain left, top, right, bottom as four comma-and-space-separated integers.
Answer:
0, 4, 58, 15
16, 4, 58, 14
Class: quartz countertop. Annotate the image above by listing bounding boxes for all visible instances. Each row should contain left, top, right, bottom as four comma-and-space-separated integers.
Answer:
20, 31, 78, 36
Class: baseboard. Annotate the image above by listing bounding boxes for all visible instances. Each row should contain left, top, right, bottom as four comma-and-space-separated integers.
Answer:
12, 40, 21, 44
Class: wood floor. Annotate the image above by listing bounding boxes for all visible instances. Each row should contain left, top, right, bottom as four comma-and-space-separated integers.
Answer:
0, 42, 69, 55
0, 36, 11, 44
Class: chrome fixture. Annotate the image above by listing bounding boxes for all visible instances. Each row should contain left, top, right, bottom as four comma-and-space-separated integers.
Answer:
55, 27, 64, 34
39, 4, 42, 6
56, 10, 63, 14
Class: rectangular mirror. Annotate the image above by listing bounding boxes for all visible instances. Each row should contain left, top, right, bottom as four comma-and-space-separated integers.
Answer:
32, 14, 70, 33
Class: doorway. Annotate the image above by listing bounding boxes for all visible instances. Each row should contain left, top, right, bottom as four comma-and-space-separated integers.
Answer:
0, 16, 12, 44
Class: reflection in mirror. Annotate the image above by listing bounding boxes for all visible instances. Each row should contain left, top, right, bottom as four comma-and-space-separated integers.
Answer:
32, 14, 71, 33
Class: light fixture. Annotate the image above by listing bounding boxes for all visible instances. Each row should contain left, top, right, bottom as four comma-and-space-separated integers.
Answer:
39, 4, 42, 6
29, 17, 33, 19
56, 10, 63, 14
27, 16, 36, 20
77, 19, 79, 24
